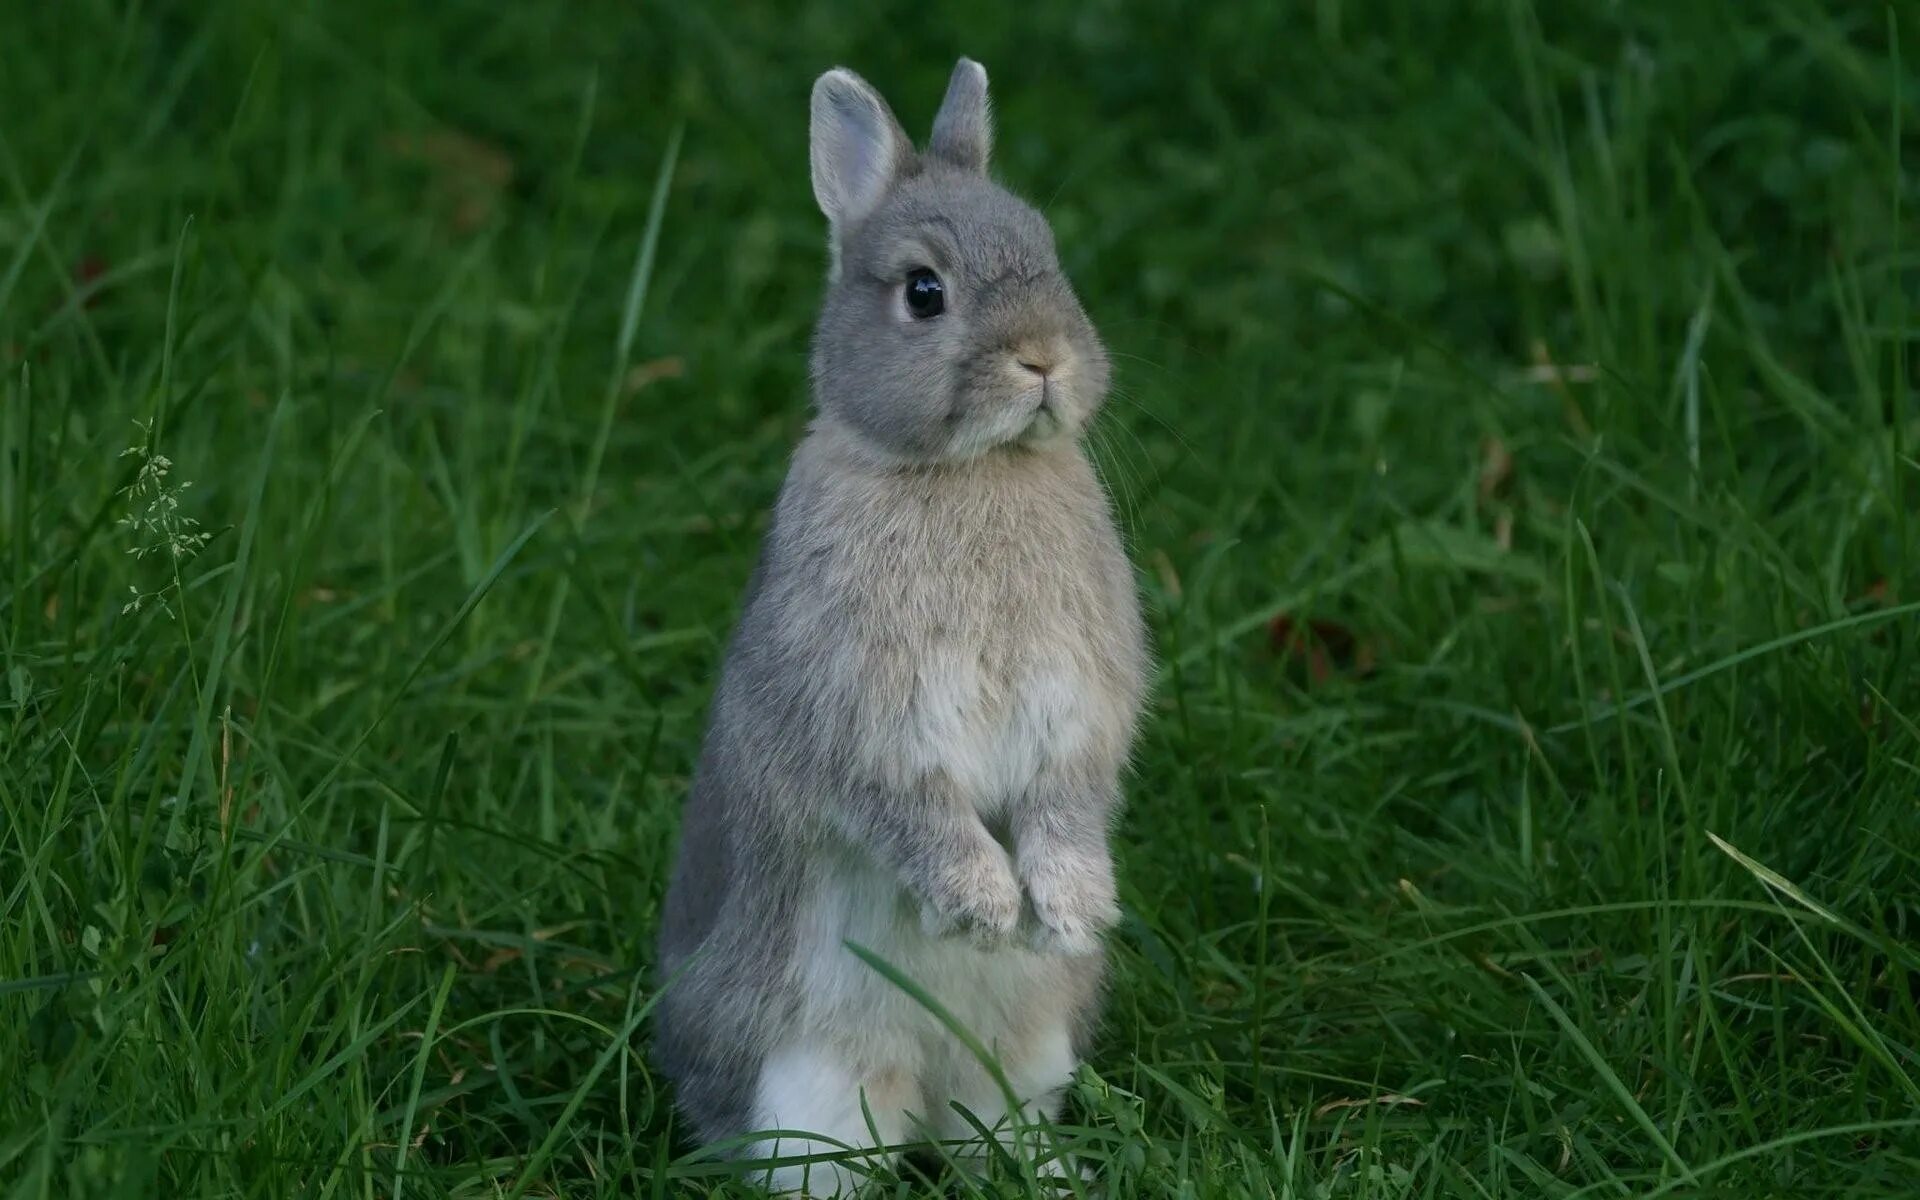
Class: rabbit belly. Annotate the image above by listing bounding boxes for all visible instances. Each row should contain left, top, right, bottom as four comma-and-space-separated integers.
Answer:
790, 858, 1056, 1057
753, 858, 1084, 1135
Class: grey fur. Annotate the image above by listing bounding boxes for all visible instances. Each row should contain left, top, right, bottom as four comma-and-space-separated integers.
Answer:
810, 69, 911, 279
928, 58, 991, 174
656, 58, 1148, 1183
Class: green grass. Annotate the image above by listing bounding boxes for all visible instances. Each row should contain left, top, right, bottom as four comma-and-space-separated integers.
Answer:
4, 0, 1918, 1195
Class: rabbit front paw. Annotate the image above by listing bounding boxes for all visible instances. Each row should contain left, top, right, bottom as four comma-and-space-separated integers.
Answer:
917, 848, 1022, 946
1020, 848, 1119, 958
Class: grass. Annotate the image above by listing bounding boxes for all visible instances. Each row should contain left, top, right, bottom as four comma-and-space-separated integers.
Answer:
3, 0, 1918, 1194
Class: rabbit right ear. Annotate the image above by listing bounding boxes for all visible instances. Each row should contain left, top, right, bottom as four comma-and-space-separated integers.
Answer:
928, 58, 990, 174
810, 68, 911, 233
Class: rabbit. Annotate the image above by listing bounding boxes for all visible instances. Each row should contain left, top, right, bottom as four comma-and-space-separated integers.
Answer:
654, 56, 1147, 1196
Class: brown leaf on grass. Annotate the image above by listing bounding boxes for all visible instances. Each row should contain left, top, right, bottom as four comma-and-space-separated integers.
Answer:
1478, 435, 1513, 502
1313, 1093, 1426, 1119
74, 255, 109, 308
1529, 340, 1595, 439
1268, 613, 1378, 685
1471, 951, 1514, 979
386, 129, 515, 234
482, 946, 522, 973
1514, 363, 1598, 384
624, 356, 685, 394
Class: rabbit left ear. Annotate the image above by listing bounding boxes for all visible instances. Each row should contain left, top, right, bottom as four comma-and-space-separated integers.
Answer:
811, 67, 913, 231
928, 58, 991, 174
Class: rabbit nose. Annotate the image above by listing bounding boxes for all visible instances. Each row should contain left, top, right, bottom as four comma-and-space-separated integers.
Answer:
1012, 339, 1066, 378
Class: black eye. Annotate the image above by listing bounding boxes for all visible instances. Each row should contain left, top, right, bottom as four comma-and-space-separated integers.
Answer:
904, 267, 945, 319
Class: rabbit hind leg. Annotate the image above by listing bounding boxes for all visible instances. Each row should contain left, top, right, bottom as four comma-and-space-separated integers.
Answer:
923, 1018, 1084, 1183
749, 1040, 916, 1196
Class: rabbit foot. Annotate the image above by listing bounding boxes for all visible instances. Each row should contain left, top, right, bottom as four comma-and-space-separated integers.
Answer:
1020, 848, 1118, 958
917, 846, 1022, 947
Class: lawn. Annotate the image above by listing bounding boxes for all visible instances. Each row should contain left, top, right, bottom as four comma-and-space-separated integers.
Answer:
3, 0, 1918, 1195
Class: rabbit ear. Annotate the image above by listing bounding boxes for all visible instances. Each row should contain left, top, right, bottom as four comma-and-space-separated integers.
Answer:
811, 68, 911, 230
928, 58, 991, 174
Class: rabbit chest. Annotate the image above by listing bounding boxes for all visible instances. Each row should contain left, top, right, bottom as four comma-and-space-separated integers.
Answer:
782, 447, 1143, 816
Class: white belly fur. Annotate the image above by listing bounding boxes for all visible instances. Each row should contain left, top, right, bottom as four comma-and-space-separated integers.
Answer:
890, 650, 1096, 817
789, 854, 1054, 1069
747, 859, 1078, 1193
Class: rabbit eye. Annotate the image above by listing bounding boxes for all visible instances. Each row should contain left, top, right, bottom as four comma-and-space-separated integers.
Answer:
904, 268, 945, 319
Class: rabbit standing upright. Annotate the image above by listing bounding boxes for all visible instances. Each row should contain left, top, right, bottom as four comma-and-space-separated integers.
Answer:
655, 57, 1148, 1196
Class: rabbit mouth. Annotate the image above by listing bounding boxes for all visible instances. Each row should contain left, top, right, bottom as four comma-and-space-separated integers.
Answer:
1018, 392, 1068, 443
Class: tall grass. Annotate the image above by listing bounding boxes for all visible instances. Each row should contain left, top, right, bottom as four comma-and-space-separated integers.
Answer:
3, 0, 1916, 1194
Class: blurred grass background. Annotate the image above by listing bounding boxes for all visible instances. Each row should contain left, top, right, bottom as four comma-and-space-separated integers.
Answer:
3, 0, 1919, 1195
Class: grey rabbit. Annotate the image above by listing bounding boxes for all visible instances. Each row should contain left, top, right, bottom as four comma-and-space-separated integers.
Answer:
655, 56, 1148, 1196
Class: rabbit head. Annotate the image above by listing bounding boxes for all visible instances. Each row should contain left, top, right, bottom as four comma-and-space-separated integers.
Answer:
807, 59, 1111, 464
